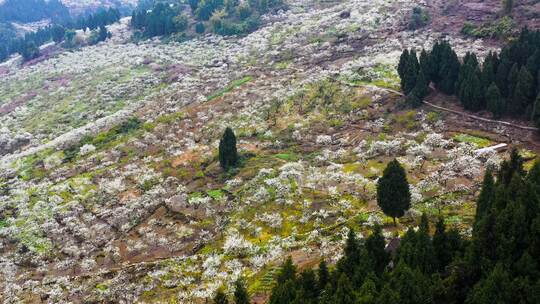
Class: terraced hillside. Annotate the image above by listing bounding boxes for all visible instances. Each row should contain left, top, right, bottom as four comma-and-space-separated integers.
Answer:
1, 0, 538, 303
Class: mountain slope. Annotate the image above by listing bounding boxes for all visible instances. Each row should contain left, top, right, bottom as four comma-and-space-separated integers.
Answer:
0, 0, 538, 303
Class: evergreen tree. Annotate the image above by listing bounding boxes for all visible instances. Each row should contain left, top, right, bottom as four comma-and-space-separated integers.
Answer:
475, 169, 495, 223
51, 25, 65, 43
398, 49, 419, 95
213, 289, 229, 304
365, 225, 390, 274
466, 264, 513, 304
419, 48, 432, 82
233, 279, 249, 304
486, 83, 505, 118
457, 64, 483, 111
411, 69, 429, 102
269, 279, 297, 304
317, 259, 329, 292
534, 92, 540, 129
376, 284, 400, 304
219, 127, 238, 170
507, 63, 520, 107
377, 159, 411, 225
294, 269, 318, 302
195, 22, 206, 33
496, 57, 513, 97
276, 256, 296, 285
440, 51, 460, 94
389, 262, 431, 304
432, 217, 452, 272
357, 277, 378, 304
512, 66, 534, 116
481, 55, 496, 97
333, 273, 356, 304
340, 229, 360, 275
98, 25, 109, 42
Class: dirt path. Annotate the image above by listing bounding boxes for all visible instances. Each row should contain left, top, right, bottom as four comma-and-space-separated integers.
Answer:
345, 81, 540, 132
422, 100, 539, 131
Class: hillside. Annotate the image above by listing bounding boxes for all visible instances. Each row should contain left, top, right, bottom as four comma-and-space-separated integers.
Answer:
1, 0, 540, 303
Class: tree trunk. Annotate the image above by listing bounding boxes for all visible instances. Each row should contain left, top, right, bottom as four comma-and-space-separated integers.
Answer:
393, 217, 397, 227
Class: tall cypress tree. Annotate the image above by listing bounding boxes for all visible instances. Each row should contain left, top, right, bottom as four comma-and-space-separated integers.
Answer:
411, 69, 429, 100
398, 49, 420, 94
233, 279, 249, 304
438, 47, 460, 94
377, 159, 411, 226
486, 83, 505, 118
432, 217, 452, 272
213, 289, 229, 304
512, 66, 534, 116
317, 259, 329, 292
376, 284, 400, 304
365, 225, 390, 274
419, 49, 432, 82
219, 127, 238, 170
475, 169, 495, 224
496, 57, 513, 97
531, 92, 540, 128
457, 64, 483, 111
507, 63, 520, 103
276, 256, 296, 284
333, 273, 356, 304
398, 49, 410, 82
481, 54, 497, 103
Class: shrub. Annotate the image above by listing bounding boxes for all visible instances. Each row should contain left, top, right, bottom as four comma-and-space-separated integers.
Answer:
408, 7, 430, 30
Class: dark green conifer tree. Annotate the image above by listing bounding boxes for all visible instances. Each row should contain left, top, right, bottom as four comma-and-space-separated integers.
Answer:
293, 269, 318, 303
466, 264, 513, 304
365, 225, 390, 274
496, 57, 513, 97
269, 279, 297, 304
432, 217, 452, 272
411, 69, 429, 102
219, 127, 238, 170
333, 273, 356, 304
213, 289, 229, 304
507, 63, 520, 106
317, 259, 329, 292
233, 279, 249, 304
481, 56, 496, 98
376, 284, 400, 304
419, 49, 432, 82
486, 83, 505, 118
377, 159, 411, 225
276, 256, 296, 285
475, 169, 495, 224
357, 277, 378, 304
512, 66, 534, 116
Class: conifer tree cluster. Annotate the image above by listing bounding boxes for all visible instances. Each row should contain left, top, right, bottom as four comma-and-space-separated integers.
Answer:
399, 28, 540, 129
131, 0, 284, 38
269, 149, 540, 303
0, 7, 120, 63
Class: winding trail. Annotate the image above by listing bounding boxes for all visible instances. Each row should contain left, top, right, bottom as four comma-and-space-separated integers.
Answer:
352, 82, 539, 132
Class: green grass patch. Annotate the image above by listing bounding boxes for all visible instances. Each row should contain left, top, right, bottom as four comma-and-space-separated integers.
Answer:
207, 189, 224, 200
207, 76, 253, 101
453, 133, 492, 148
274, 153, 299, 161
